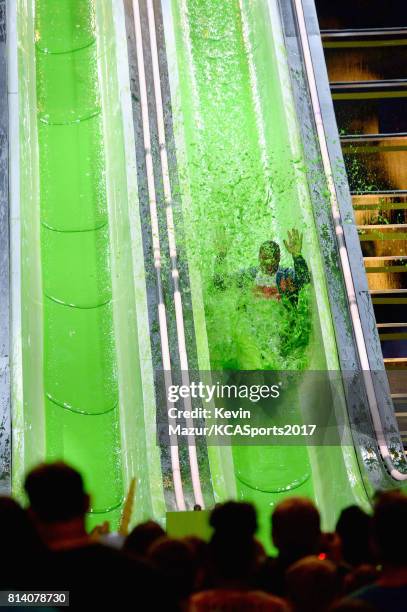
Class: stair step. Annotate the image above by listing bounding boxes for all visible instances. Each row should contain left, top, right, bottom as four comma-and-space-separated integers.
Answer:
352, 196, 407, 228
380, 332, 407, 341
352, 191, 407, 195
355, 203, 407, 211
331, 80, 407, 89
331, 79, 407, 100
322, 28, 407, 46
388, 374, 407, 394
380, 321, 407, 357
342, 135, 407, 153
384, 357, 407, 367
361, 225, 407, 229
336, 98, 407, 138
365, 257, 407, 273
372, 298, 407, 308
378, 323, 407, 328
370, 289, 407, 294
341, 133, 407, 142
373, 299, 407, 324
358, 225, 407, 241
372, 298, 407, 313
387, 368, 407, 392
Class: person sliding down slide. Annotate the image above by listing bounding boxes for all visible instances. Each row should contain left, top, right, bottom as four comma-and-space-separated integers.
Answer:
213, 228, 310, 306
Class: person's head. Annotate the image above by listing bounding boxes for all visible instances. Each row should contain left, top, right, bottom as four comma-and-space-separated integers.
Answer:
259, 241, 280, 275
208, 501, 258, 585
183, 535, 209, 564
0, 496, 44, 556
183, 536, 209, 589
210, 501, 258, 539
272, 497, 321, 561
371, 490, 407, 567
124, 520, 166, 558
336, 505, 372, 566
0, 497, 46, 588
25, 462, 89, 527
286, 556, 340, 612
149, 536, 196, 600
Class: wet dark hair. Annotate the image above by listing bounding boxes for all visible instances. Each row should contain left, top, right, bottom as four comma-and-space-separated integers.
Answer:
259, 240, 280, 265
25, 462, 88, 523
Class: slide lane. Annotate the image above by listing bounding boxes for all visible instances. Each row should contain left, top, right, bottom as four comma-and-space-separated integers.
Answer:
35, 0, 123, 525
162, 0, 369, 543
14, 0, 167, 529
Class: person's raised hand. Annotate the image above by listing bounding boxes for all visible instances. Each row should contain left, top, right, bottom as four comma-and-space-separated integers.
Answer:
284, 228, 303, 257
89, 521, 110, 541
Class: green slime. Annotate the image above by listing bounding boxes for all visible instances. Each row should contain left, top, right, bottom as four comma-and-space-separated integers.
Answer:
35, 0, 123, 525
172, 0, 315, 538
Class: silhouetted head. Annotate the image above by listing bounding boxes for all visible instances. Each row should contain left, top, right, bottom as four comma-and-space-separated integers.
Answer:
336, 505, 372, 566
25, 462, 89, 524
286, 556, 340, 612
371, 490, 407, 567
0, 496, 44, 555
124, 520, 165, 558
183, 536, 210, 590
149, 536, 196, 599
272, 497, 321, 561
0, 497, 46, 588
259, 241, 280, 275
210, 500, 258, 540
209, 501, 258, 584
183, 535, 208, 558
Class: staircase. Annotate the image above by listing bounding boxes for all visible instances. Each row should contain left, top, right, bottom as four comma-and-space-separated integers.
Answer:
316, 4, 407, 448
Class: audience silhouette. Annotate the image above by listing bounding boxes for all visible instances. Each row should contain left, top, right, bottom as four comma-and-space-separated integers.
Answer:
0, 462, 405, 611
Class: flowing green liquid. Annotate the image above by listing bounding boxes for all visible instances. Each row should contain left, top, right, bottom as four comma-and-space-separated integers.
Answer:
35, 0, 123, 524
172, 0, 314, 537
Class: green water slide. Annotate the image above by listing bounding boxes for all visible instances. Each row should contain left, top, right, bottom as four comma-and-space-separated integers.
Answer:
12, 0, 403, 545
36, 0, 125, 525
162, 0, 372, 542
14, 0, 165, 528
